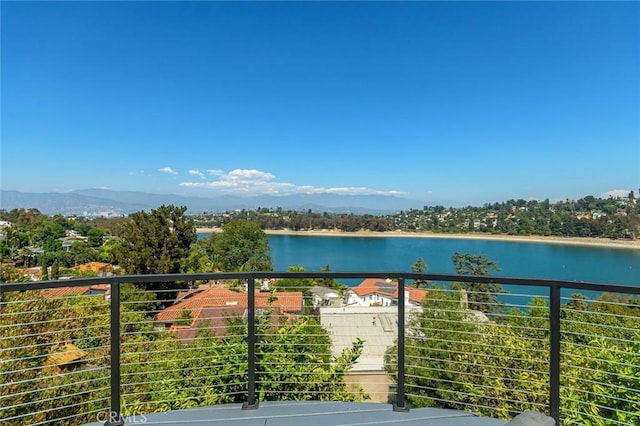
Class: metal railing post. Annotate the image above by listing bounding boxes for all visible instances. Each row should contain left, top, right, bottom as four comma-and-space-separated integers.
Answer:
105, 280, 123, 426
549, 284, 561, 424
393, 277, 409, 412
243, 276, 259, 410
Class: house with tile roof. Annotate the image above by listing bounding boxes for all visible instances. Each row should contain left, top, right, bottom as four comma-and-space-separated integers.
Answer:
155, 286, 304, 343
25, 266, 44, 281
343, 278, 427, 308
309, 286, 341, 308
72, 261, 114, 276
41, 284, 110, 300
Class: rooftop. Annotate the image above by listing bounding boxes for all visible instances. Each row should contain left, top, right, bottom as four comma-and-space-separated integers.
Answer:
320, 306, 416, 372
349, 278, 428, 304
155, 286, 304, 323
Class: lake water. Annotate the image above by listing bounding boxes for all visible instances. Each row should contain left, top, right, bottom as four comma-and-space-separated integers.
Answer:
200, 233, 640, 302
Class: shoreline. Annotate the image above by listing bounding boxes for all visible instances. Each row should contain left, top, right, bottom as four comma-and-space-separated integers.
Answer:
196, 228, 640, 249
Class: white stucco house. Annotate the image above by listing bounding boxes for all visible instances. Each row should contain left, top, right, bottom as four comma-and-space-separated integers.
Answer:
343, 278, 427, 308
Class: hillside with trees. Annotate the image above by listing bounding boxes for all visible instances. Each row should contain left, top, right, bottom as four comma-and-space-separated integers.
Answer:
1, 193, 637, 278
190, 192, 640, 241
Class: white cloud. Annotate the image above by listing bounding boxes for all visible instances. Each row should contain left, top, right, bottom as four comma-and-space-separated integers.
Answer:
188, 169, 206, 179
159, 167, 178, 175
179, 168, 406, 197
227, 169, 275, 181
601, 189, 631, 199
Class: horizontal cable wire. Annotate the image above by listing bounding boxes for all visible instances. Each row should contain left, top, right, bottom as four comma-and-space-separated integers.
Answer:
405, 341, 549, 363
0, 394, 111, 424
405, 382, 548, 412
404, 363, 548, 392
29, 406, 109, 426
560, 385, 639, 411
120, 362, 247, 380
0, 354, 109, 382
122, 382, 247, 400
0, 349, 109, 374
0, 370, 109, 400
560, 399, 638, 425
0, 333, 110, 355
120, 351, 246, 376
2, 383, 111, 412
406, 389, 548, 410
121, 368, 248, 387
404, 371, 547, 400
0, 322, 110, 346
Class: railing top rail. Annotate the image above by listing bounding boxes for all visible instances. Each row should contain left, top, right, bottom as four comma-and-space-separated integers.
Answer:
2, 271, 639, 296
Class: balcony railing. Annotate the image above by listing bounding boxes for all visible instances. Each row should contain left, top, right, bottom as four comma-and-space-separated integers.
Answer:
1, 272, 639, 425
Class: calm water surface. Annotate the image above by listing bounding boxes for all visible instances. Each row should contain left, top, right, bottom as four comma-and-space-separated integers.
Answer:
267, 235, 640, 302
199, 233, 640, 298
269, 235, 639, 282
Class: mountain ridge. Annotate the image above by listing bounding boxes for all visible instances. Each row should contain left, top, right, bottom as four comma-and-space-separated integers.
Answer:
0, 189, 425, 216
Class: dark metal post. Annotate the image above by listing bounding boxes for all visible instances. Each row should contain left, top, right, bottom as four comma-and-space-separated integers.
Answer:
243, 276, 258, 409
105, 280, 123, 426
393, 277, 409, 412
549, 284, 561, 424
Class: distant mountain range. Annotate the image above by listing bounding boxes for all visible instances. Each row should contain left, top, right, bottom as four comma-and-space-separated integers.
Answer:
0, 189, 425, 216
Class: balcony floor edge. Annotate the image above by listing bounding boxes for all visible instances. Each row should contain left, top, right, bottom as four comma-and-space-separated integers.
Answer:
82, 401, 507, 425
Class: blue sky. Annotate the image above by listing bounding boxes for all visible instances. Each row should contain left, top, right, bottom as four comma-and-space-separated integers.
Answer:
2, 1, 639, 206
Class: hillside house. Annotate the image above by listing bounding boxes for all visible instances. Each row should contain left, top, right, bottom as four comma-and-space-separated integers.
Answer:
25, 266, 44, 281
309, 286, 341, 308
41, 284, 110, 300
343, 278, 427, 308
73, 261, 114, 277
155, 286, 304, 343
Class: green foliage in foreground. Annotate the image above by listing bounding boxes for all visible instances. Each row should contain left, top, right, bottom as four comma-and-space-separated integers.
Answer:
385, 289, 640, 424
0, 289, 365, 425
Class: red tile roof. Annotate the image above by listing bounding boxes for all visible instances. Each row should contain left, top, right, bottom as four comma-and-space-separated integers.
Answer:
351, 278, 427, 304
155, 288, 304, 323
169, 305, 287, 343
25, 267, 43, 279
42, 286, 91, 299
41, 284, 110, 299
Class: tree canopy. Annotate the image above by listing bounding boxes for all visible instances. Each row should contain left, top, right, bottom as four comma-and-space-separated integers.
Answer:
452, 252, 502, 313
410, 256, 430, 288
202, 219, 272, 272
115, 205, 196, 298
116, 205, 196, 276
